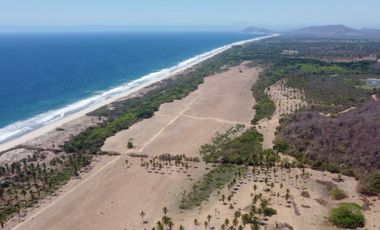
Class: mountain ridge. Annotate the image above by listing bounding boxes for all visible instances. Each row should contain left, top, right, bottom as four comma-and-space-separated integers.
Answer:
242, 24, 380, 38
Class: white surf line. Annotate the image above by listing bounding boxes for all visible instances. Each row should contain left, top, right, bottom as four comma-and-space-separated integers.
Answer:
12, 155, 122, 230
138, 96, 200, 152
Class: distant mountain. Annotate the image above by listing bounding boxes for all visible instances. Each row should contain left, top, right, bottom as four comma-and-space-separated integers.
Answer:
291, 25, 380, 38
293, 25, 360, 37
360, 28, 380, 36
242, 26, 273, 34
242, 24, 380, 38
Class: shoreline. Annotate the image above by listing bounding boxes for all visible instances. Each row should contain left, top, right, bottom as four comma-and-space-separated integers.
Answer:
0, 34, 278, 152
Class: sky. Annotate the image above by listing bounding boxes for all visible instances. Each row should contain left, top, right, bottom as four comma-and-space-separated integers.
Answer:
0, 0, 379, 31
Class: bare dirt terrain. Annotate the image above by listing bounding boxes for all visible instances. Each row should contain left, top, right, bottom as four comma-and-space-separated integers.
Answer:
256, 79, 307, 149
10, 63, 259, 230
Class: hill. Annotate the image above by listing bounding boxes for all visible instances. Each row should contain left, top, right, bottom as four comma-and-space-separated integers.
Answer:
291, 24, 380, 38
242, 26, 273, 34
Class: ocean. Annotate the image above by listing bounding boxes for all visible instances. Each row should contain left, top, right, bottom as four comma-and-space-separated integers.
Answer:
0, 32, 263, 143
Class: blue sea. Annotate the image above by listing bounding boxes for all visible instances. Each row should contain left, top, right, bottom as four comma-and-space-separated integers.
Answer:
0, 32, 263, 143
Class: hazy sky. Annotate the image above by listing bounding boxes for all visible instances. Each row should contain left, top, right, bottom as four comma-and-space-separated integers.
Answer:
0, 0, 378, 31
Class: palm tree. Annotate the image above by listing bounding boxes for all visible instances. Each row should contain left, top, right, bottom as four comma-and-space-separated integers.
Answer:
233, 217, 238, 227
241, 214, 250, 226
194, 219, 199, 230
156, 221, 164, 230
162, 215, 171, 226
168, 221, 174, 230
140, 210, 146, 224
286, 189, 290, 201
234, 211, 241, 219
204, 221, 208, 230
207, 214, 212, 223
162, 207, 168, 215
224, 218, 230, 227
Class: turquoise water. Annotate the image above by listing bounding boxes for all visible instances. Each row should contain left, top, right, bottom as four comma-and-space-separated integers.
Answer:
0, 32, 262, 142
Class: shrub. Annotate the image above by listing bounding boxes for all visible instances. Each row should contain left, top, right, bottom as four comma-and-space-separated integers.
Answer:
330, 187, 347, 200
301, 191, 310, 198
127, 139, 134, 149
365, 172, 380, 195
329, 203, 365, 229
263, 207, 277, 216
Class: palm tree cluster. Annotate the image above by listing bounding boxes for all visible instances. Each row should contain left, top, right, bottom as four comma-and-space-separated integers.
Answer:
0, 150, 91, 226
151, 207, 175, 230
140, 154, 200, 174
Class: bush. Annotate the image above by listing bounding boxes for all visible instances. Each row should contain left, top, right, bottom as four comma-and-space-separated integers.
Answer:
263, 207, 277, 216
330, 187, 347, 200
127, 139, 134, 149
329, 203, 365, 229
301, 191, 310, 198
365, 172, 380, 195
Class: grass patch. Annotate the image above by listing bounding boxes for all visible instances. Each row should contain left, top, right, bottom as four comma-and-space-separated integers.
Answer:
362, 172, 380, 195
251, 70, 278, 124
180, 164, 246, 209
330, 187, 348, 200
128, 153, 149, 158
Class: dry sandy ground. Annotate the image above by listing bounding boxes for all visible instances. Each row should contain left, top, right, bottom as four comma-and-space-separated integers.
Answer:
256, 79, 307, 149
168, 162, 380, 230
10, 63, 259, 230
170, 79, 380, 230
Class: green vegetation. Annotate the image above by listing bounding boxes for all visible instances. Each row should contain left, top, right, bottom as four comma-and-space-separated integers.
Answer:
363, 172, 380, 195
251, 70, 278, 124
127, 138, 134, 149
180, 164, 246, 209
200, 125, 279, 166
330, 187, 348, 200
263, 207, 277, 216
329, 203, 365, 229
0, 152, 91, 224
